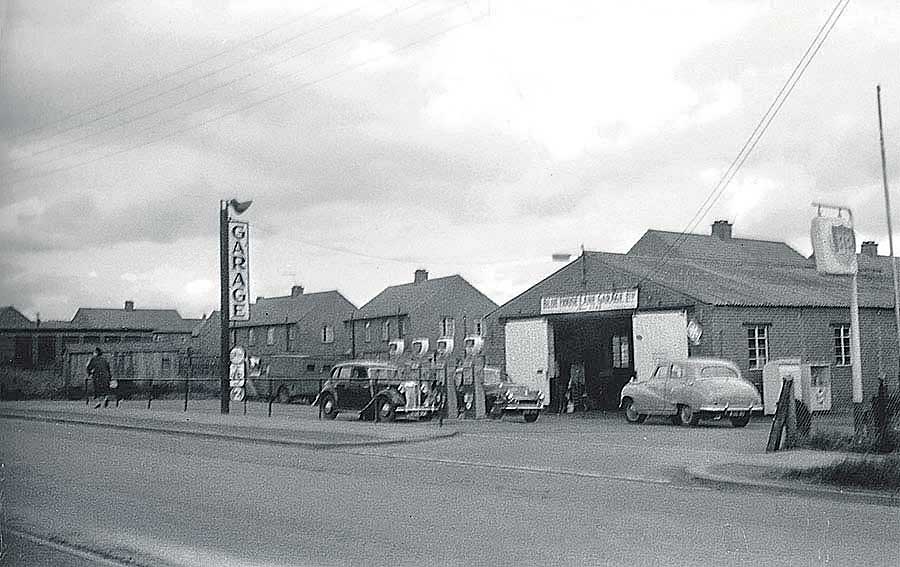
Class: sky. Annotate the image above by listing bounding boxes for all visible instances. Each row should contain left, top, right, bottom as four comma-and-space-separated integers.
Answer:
1, 0, 899, 322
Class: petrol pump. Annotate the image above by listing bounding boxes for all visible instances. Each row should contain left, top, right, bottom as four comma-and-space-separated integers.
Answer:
431, 337, 455, 419
459, 335, 486, 419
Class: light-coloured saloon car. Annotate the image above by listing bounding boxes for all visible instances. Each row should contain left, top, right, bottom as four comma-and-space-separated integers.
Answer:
620, 358, 763, 427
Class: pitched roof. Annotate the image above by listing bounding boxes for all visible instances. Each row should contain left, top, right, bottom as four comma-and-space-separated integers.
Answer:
0, 306, 34, 329
628, 229, 806, 264
355, 274, 497, 320
495, 250, 897, 319
70, 307, 189, 331
234, 290, 356, 327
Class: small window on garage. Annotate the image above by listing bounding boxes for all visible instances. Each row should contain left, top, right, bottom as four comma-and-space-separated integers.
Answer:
611, 334, 630, 368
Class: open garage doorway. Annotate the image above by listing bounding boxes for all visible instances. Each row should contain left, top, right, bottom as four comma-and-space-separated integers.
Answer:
551, 314, 633, 411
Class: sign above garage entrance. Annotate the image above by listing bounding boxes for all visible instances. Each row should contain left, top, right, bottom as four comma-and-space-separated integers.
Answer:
540, 289, 638, 314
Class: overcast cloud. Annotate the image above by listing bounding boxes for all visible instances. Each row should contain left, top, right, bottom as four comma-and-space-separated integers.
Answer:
1, 0, 899, 321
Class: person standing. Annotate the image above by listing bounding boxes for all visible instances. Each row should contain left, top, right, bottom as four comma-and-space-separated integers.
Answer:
87, 347, 114, 408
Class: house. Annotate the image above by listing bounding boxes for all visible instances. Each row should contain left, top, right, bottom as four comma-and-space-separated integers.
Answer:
0, 306, 36, 367
349, 270, 498, 362
490, 221, 898, 412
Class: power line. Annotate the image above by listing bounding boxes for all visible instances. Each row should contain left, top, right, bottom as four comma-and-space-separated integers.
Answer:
3, 2, 368, 168
636, 0, 851, 287
1, 0, 446, 182
0, 3, 483, 189
4, 2, 332, 145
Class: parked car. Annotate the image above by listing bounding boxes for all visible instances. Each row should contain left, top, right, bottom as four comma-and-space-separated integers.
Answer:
314, 360, 442, 421
619, 358, 762, 427
455, 366, 544, 422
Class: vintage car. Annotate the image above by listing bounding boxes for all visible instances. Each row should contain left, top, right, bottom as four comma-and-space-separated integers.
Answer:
455, 366, 544, 422
619, 358, 762, 427
314, 360, 442, 421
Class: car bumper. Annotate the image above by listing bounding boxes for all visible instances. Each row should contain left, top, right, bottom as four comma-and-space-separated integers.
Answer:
500, 402, 543, 412
395, 405, 441, 414
697, 405, 763, 418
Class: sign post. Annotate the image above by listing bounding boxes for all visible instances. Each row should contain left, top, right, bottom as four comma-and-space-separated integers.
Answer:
811, 203, 863, 432
219, 199, 252, 414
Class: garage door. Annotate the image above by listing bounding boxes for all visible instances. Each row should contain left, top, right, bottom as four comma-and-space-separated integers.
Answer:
504, 318, 551, 404
632, 311, 688, 382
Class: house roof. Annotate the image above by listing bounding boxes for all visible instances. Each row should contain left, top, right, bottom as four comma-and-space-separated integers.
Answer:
354, 274, 498, 320
627, 229, 806, 264
70, 307, 190, 332
495, 250, 898, 320
0, 306, 34, 329
234, 290, 356, 327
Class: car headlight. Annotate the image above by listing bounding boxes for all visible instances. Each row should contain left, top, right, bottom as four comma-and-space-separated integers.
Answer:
397, 383, 405, 393
506, 390, 515, 400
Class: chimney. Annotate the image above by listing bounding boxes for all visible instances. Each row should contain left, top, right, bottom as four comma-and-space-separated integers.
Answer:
414, 269, 429, 284
291, 285, 304, 297
711, 220, 733, 240
125, 300, 134, 312
861, 241, 878, 258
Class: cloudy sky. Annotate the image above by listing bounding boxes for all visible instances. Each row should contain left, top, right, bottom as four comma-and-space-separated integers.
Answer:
1, 0, 898, 321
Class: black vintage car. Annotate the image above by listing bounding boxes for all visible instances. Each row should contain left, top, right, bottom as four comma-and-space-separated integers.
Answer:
455, 366, 544, 422
314, 360, 443, 421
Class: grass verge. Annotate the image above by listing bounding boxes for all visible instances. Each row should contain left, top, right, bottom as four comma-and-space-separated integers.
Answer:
781, 454, 900, 490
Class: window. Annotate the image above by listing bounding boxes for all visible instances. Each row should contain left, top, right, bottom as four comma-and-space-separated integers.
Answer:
473, 319, 483, 336
833, 325, 851, 366
287, 326, 295, 351
747, 326, 769, 370
611, 334, 630, 368
364, 322, 372, 343
381, 320, 391, 341
440, 317, 455, 337
161, 356, 172, 372
306, 364, 316, 372
266, 326, 275, 345
322, 325, 334, 344
248, 328, 256, 346
397, 318, 404, 338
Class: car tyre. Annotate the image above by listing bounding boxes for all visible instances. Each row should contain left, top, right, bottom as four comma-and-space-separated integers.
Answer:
376, 396, 396, 422
730, 415, 751, 428
678, 404, 700, 427
523, 410, 539, 423
320, 393, 338, 420
622, 399, 647, 424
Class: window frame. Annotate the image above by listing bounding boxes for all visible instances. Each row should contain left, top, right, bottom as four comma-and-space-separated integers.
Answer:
747, 325, 769, 370
381, 320, 391, 342
440, 317, 455, 338
833, 324, 851, 366
266, 326, 276, 346
611, 333, 630, 369
322, 324, 334, 344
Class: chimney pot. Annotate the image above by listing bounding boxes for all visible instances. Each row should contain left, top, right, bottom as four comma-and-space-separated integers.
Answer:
711, 220, 733, 240
861, 241, 878, 258
125, 300, 134, 312
414, 269, 429, 284
291, 285, 304, 297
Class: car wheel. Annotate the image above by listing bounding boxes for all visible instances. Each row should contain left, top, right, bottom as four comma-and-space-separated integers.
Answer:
320, 393, 338, 420
730, 415, 751, 428
678, 404, 700, 427
276, 386, 291, 404
376, 397, 396, 422
622, 399, 647, 424
523, 410, 539, 423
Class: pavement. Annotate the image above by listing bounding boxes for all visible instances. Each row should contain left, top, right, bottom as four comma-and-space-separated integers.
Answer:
2, 399, 898, 504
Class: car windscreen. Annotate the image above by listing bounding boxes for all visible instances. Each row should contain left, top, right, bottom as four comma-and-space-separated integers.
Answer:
699, 366, 740, 380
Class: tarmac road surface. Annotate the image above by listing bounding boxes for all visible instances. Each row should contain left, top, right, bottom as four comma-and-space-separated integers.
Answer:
2, 417, 898, 566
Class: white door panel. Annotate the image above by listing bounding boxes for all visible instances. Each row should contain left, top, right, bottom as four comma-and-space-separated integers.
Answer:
632, 311, 688, 384
504, 318, 551, 405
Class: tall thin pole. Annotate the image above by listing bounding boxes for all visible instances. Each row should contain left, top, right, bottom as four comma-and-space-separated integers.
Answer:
877, 85, 900, 387
219, 200, 231, 414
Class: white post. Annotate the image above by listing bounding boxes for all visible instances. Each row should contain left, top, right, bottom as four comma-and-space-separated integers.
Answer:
850, 273, 863, 405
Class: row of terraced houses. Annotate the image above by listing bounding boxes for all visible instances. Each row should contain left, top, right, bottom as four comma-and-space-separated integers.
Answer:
3, 221, 898, 410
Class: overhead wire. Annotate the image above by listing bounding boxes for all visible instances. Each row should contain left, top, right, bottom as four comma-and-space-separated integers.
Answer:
4, 1, 332, 146
1, 0, 468, 188
634, 0, 851, 288
3, 2, 373, 169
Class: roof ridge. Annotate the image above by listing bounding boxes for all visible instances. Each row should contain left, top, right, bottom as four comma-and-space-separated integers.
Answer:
644, 228, 796, 246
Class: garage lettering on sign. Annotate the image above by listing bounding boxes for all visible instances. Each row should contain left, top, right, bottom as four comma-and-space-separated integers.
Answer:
228, 220, 250, 321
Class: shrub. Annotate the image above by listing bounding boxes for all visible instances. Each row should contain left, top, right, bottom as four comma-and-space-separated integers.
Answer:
0, 367, 66, 399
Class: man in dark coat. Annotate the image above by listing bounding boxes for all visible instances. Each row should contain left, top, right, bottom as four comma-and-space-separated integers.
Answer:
87, 347, 113, 408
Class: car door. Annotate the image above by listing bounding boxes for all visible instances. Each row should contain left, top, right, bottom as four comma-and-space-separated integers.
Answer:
346, 365, 371, 409
664, 363, 688, 412
333, 365, 354, 408
636, 364, 669, 413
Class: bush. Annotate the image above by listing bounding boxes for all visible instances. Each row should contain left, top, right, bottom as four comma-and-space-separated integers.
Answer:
782, 454, 900, 490
0, 367, 66, 399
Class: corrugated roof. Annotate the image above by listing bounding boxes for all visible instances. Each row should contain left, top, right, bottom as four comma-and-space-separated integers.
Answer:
355, 274, 498, 320
628, 229, 806, 264
234, 290, 356, 327
70, 307, 188, 331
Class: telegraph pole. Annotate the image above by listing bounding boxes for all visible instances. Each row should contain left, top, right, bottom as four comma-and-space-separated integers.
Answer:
219, 200, 230, 414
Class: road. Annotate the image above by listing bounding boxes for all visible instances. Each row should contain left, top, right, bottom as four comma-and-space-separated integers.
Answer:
1, 415, 898, 566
